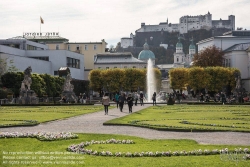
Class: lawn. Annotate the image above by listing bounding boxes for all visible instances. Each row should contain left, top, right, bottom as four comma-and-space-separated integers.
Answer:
104, 105, 250, 132
0, 105, 108, 127
0, 133, 249, 167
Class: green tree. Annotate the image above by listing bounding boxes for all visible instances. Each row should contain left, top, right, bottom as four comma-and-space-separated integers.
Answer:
169, 68, 189, 91
205, 67, 231, 92
30, 73, 46, 97
89, 69, 103, 93
188, 67, 210, 91
89, 68, 161, 93
193, 46, 224, 67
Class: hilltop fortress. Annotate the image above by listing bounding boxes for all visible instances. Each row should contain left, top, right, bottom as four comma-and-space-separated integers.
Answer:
121, 12, 235, 48
137, 12, 235, 34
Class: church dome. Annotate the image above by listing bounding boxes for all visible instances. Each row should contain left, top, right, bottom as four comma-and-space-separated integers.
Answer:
189, 38, 196, 50
138, 42, 155, 60
176, 42, 183, 48
189, 43, 195, 49
176, 36, 183, 48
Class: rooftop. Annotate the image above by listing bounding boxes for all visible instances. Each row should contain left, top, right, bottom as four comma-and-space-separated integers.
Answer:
94, 52, 146, 64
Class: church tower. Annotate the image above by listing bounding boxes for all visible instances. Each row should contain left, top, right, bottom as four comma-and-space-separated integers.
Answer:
174, 36, 185, 64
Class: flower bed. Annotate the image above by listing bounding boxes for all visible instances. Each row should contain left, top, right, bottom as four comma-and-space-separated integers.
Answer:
67, 139, 250, 158
0, 132, 78, 141
0, 119, 39, 127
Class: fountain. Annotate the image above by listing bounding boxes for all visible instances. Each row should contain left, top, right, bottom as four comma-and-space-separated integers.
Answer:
147, 58, 157, 102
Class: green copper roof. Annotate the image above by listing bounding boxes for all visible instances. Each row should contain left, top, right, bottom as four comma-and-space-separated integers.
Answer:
189, 37, 195, 49
189, 43, 196, 49
138, 42, 155, 60
176, 42, 183, 48
176, 36, 183, 48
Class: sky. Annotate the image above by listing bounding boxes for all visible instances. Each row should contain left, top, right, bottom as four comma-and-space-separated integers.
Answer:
0, 0, 250, 48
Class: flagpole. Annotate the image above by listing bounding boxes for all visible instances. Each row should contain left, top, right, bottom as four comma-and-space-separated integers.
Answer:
40, 17, 41, 35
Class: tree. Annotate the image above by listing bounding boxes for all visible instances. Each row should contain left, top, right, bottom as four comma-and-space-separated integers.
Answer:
188, 67, 210, 91
0, 58, 18, 78
169, 68, 189, 91
193, 45, 224, 67
89, 68, 161, 93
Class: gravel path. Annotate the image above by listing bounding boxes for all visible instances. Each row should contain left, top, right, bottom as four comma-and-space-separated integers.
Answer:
1, 104, 250, 145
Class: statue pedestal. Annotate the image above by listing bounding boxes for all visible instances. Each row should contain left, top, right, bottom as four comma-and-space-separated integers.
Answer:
19, 90, 38, 104
61, 91, 78, 103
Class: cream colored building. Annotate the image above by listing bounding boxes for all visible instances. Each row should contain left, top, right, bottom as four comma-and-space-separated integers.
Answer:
46, 39, 107, 78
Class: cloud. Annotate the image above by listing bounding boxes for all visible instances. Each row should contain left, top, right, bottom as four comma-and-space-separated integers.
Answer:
0, 0, 250, 46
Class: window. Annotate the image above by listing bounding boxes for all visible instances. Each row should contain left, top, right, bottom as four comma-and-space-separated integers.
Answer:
56, 44, 59, 50
84, 45, 88, 50
54, 71, 59, 75
177, 58, 179, 62
94, 45, 97, 50
106, 67, 109, 69
30, 57, 49, 61
76, 45, 80, 50
68, 45, 70, 50
67, 57, 80, 69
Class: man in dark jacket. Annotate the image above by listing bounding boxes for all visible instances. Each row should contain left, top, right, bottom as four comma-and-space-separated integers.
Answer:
118, 93, 126, 112
127, 94, 134, 113
139, 91, 144, 106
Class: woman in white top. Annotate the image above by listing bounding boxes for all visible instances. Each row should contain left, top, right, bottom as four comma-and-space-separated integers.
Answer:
102, 93, 110, 115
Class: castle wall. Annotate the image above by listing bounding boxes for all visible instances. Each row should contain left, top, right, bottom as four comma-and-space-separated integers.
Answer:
136, 13, 233, 34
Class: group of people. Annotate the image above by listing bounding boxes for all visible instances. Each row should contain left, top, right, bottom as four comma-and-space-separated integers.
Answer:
78, 93, 88, 104
102, 91, 153, 115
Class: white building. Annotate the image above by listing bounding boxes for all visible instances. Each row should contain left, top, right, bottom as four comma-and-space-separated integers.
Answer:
0, 37, 84, 80
94, 52, 146, 69
120, 33, 134, 48
197, 30, 250, 92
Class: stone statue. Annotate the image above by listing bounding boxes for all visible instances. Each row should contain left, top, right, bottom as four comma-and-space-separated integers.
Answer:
22, 66, 32, 90
19, 66, 38, 104
61, 73, 77, 103
236, 75, 241, 90
63, 74, 74, 92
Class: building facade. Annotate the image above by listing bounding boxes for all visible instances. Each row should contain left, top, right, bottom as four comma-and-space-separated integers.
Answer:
45, 39, 107, 78
197, 30, 250, 92
94, 52, 147, 69
0, 38, 84, 80
136, 12, 235, 34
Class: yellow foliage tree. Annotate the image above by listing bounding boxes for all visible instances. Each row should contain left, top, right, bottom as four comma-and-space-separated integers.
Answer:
188, 67, 210, 91
169, 68, 189, 91
205, 67, 231, 92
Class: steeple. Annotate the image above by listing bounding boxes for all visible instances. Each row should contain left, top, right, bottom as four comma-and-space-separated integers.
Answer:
176, 35, 183, 53
189, 37, 196, 55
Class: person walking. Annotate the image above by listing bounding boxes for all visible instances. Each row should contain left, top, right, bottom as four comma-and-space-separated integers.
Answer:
134, 92, 139, 106
139, 91, 144, 106
127, 93, 134, 113
114, 92, 120, 108
82, 93, 87, 104
118, 93, 126, 112
152, 92, 156, 106
102, 93, 110, 115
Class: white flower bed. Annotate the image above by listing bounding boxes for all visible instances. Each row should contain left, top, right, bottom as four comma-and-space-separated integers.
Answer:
68, 139, 250, 158
0, 132, 78, 141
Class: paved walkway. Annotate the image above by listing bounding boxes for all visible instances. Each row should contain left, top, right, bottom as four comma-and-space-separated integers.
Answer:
1, 104, 250, 145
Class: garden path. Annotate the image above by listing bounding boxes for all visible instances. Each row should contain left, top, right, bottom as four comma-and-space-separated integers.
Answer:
1, 104, 250, 145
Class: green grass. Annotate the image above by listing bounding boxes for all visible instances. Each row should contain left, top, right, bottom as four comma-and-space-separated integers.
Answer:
0, 133, 249, 167
0, 106, 109, 127
104, 105, 250, 132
